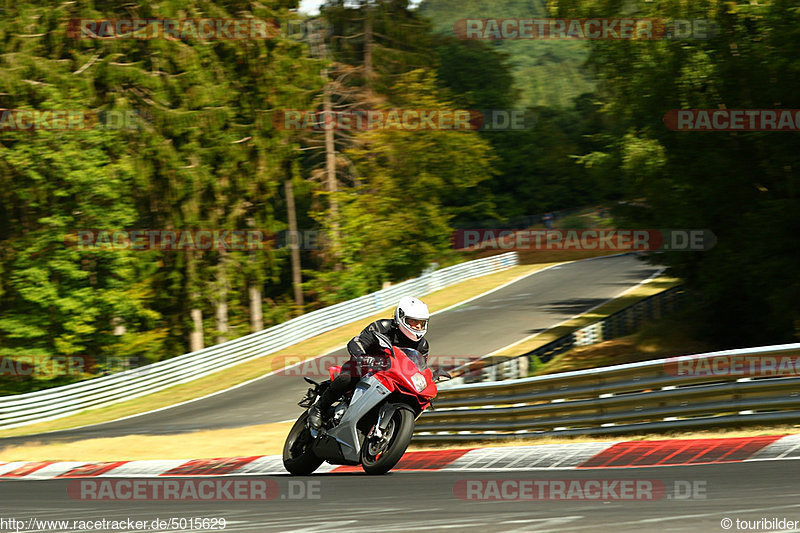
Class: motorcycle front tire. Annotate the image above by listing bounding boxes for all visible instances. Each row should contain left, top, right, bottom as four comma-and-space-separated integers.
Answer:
361, 407, 415, 475
283, 411, 324, 475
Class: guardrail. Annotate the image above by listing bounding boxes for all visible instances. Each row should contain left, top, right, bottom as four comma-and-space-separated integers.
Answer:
0, 252, 518, 431
459, 285, 685, 383
414, 343, 800, 443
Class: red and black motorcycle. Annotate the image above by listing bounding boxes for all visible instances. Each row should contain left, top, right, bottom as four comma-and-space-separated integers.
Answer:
283, 333, 450, 475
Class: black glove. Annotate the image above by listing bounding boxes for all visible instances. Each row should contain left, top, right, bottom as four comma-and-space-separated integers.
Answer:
356, 355, 389, 373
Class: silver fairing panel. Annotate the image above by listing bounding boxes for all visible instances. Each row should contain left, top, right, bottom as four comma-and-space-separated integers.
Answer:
325, 375, 390, 463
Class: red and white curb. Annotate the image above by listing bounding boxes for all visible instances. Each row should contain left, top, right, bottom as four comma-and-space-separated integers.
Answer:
1, 434, 798, 480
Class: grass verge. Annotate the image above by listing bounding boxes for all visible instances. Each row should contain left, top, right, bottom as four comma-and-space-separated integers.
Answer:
536, 316, 715, 376
0, 422, 294, 461
482, 274, 682, 369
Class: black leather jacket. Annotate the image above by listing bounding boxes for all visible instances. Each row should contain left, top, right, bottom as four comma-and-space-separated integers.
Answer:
347, 319, 430, 359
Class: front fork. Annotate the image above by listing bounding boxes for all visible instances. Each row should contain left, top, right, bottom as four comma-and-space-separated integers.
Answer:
372, 403, 414, 441
373, 404, 392, 440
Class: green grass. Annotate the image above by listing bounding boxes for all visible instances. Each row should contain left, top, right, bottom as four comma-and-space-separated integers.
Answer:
535, 316, 715, 376
481, 275, 682, 366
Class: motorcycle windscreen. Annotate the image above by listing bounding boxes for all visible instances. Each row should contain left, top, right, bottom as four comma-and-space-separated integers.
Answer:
398, 348, 428, 371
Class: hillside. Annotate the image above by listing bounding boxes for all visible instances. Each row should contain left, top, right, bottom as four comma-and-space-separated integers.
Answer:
417, 0, 595, 108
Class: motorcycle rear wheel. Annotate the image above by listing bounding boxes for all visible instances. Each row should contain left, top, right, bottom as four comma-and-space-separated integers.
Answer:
361, 407, 414, 475
283, 411, 324, 475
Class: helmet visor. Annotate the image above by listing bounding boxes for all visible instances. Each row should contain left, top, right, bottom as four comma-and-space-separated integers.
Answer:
405, 317, 428, 332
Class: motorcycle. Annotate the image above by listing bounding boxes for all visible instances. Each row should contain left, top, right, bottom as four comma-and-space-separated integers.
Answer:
283, 332, 450, 475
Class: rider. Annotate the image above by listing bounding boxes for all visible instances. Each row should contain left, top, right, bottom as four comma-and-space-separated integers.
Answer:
308, 295, 430, 430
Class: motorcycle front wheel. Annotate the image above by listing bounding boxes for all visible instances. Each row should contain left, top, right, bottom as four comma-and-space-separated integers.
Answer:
283, 411, 324, 475
361, 406, 414, 475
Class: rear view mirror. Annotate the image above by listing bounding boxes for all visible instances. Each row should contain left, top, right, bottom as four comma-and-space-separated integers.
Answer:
433, 368, 452, 383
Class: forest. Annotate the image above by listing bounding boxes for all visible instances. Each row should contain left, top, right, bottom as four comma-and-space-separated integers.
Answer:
0, 0, 798, 393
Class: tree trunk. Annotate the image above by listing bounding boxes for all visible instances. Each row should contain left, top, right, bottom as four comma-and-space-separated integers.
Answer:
187, 250, 204, 352
249, 283, 263, 332
215, 248, 230, 345
364, 2, 373, 91
285, 177, 305, 309
111, 317, 126, 336
323, 71, 342, 270
246, 218, 264, 332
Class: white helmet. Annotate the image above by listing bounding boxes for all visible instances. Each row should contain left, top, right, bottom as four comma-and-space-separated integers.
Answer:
395, 296, 430, 341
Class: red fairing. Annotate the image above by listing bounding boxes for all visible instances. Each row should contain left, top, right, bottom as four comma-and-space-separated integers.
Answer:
324, 347, 437, 410
371, 346, 437, 411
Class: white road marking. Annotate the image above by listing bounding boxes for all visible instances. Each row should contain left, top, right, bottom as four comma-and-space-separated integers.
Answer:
533, 504, 800, 532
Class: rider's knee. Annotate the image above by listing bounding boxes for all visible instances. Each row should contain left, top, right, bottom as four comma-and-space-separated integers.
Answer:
331, 372, 353, 390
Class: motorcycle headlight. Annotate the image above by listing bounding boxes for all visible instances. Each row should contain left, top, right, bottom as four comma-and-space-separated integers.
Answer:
411, 372, 427, 392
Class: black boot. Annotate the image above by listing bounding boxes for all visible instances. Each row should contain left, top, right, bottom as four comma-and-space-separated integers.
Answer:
307, 405, 323, 430
308, 385, 339, 430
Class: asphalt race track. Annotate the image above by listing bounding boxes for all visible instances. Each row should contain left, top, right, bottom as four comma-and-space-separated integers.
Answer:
2, 254, 798, 533
1, 461, 798, 532
0, 254, 659, 444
